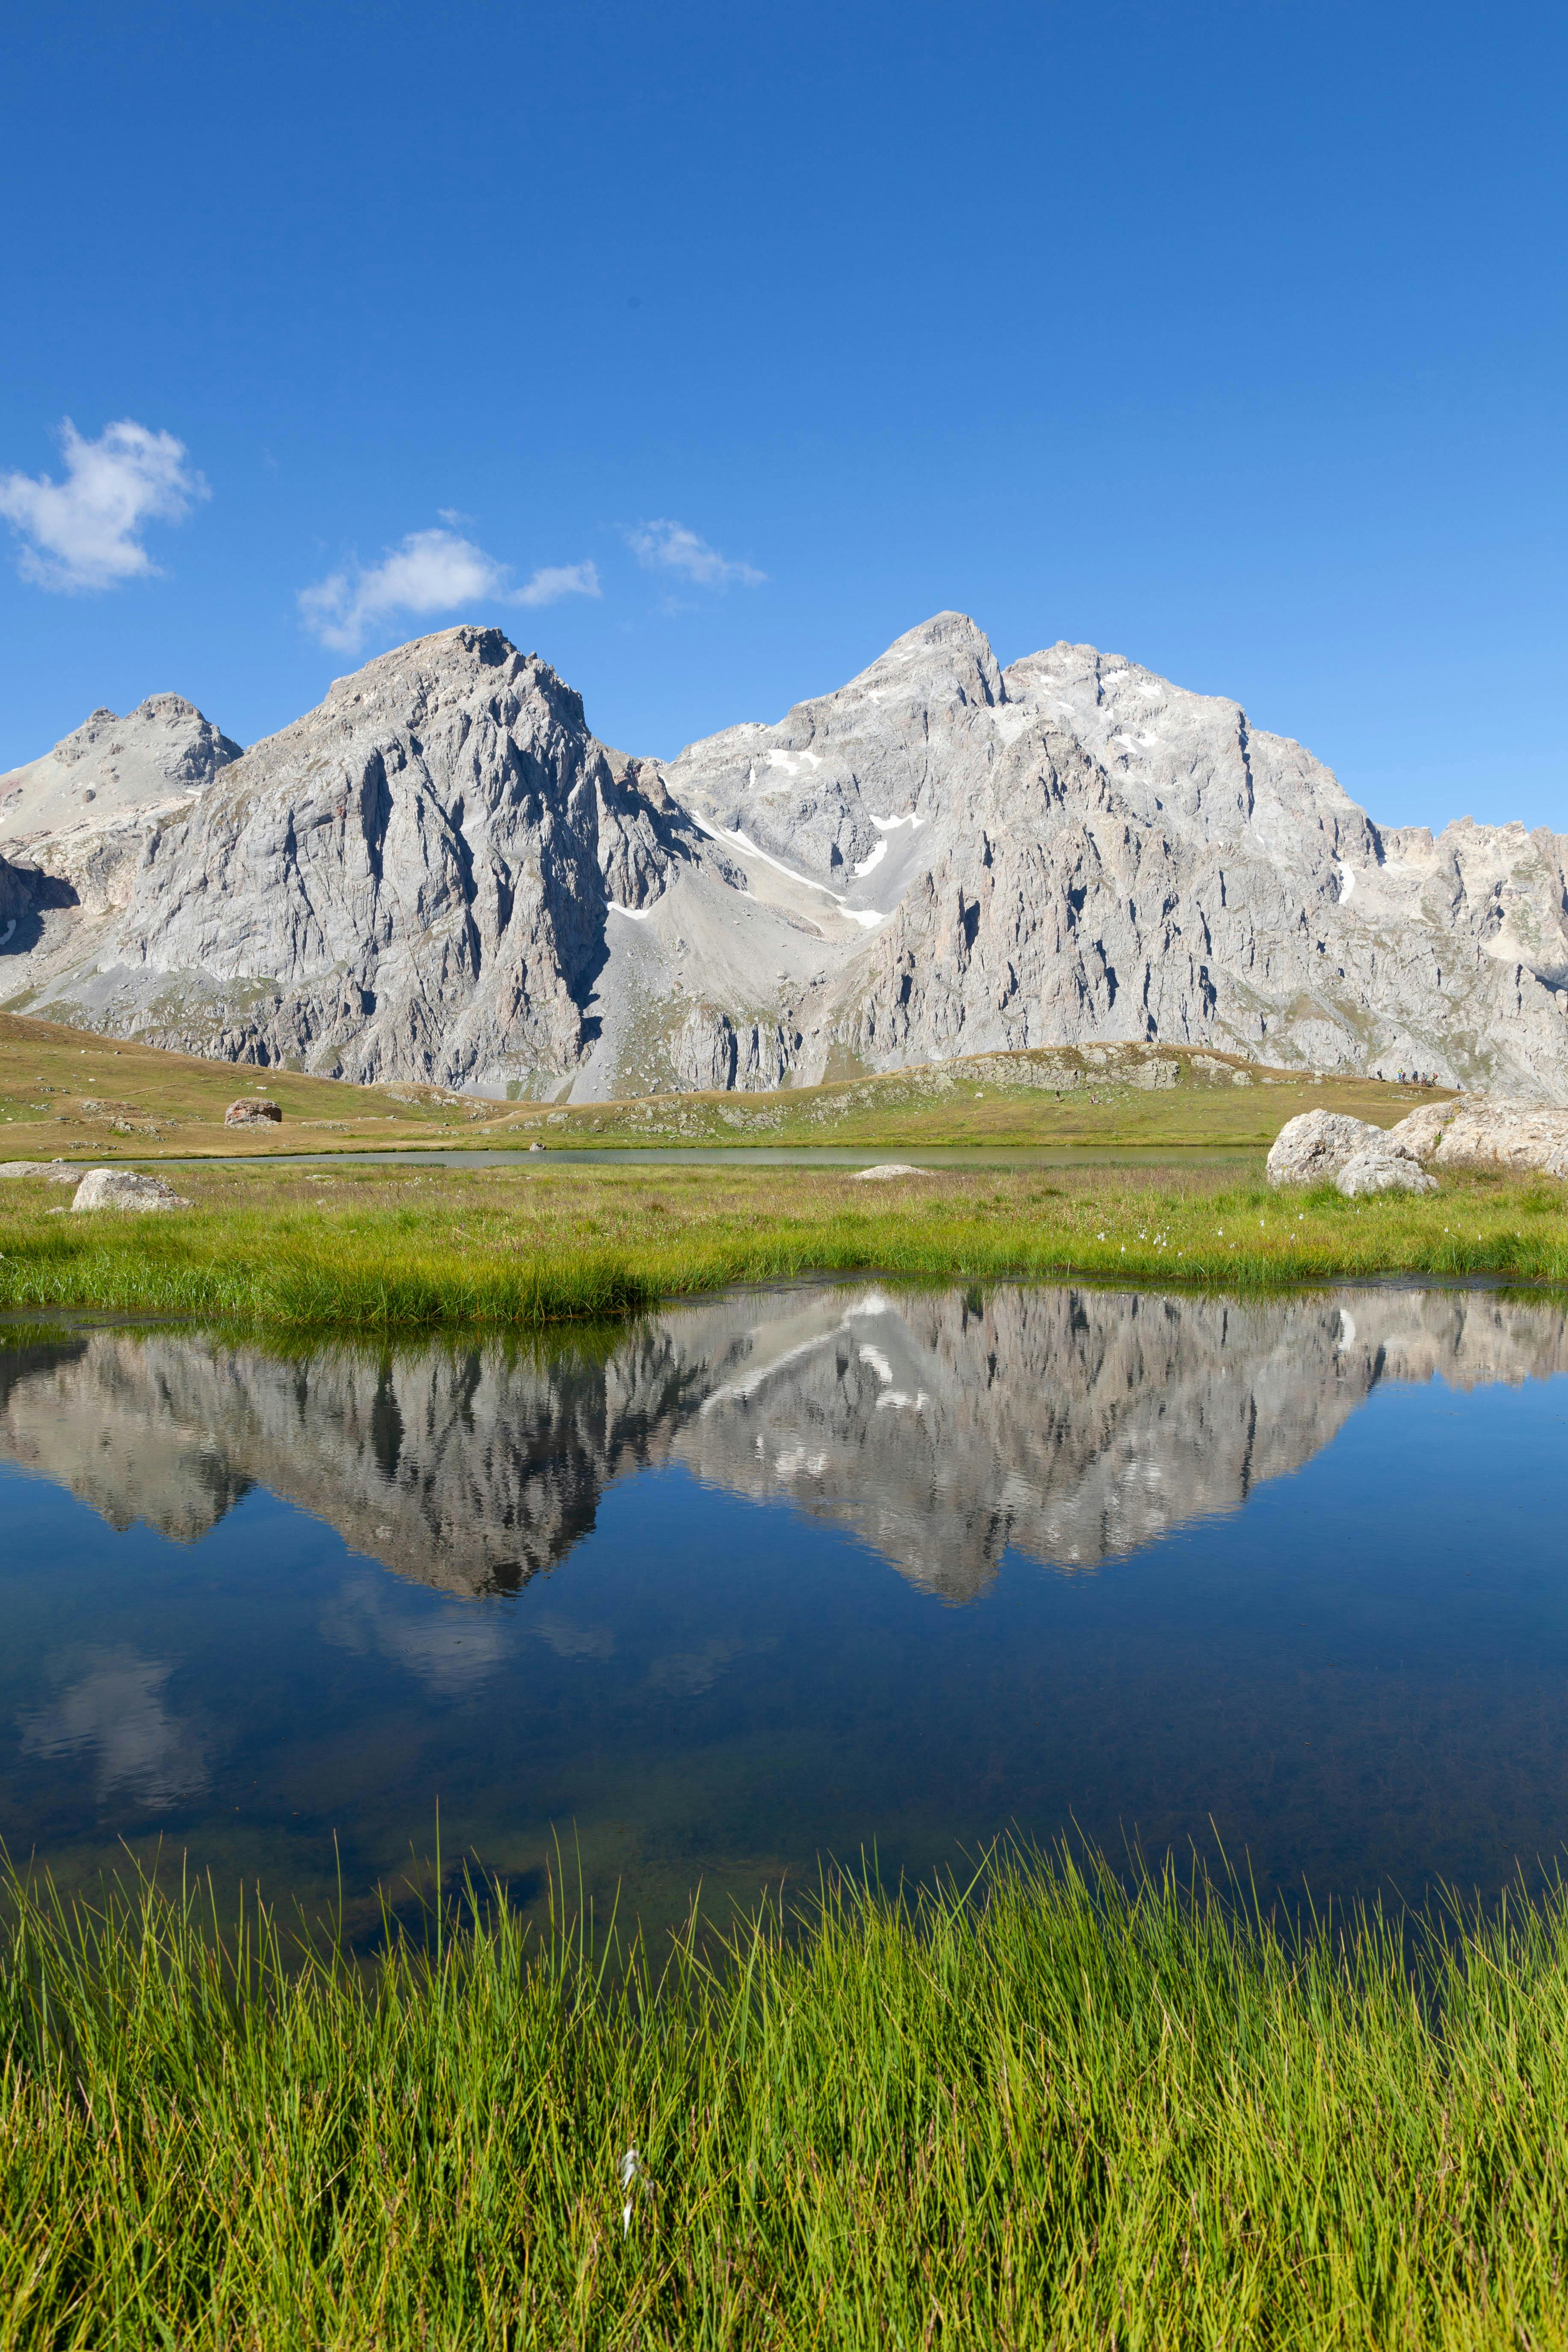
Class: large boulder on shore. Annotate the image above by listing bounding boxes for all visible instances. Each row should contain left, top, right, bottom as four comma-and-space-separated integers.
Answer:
1266, 1111, 1386, 1188
71, 1167, 190, 1213
1386, 1099, 1568, 1177
1267, 1109, 1436, 1198
224, 1097, 282, 1126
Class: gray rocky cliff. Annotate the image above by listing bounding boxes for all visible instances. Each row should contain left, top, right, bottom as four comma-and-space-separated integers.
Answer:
3, 1283, 1564, 1606
5, 612, 1566, 1098
665, 616, 1568, 1099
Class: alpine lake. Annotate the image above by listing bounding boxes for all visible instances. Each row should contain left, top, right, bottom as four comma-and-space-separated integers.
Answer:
4, 1275, 1567, 1946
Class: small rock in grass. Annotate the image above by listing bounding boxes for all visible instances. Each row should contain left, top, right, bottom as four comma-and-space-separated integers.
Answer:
851, 1163, 925, 1181
71, 1167, 191, 1213
1335, 1148, 1438, 1198
224, 1098, 283, 1126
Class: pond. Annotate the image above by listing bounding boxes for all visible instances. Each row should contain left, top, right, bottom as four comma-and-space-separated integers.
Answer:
2, 1280, 1566, 1941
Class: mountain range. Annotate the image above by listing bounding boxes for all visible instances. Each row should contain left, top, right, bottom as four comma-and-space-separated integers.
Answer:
3, 613, 1565, 1100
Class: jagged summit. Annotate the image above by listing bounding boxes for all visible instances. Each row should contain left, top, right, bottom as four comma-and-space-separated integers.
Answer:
0, 692, 241, 848
3, 612, 1566, 1100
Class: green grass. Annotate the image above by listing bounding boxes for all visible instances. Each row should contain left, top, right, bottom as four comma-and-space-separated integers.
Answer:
2, 1159, 1567, 1328
7, 1847, 1568, 2346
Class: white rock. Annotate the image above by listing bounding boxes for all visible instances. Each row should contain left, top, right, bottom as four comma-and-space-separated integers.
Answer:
1335, 1148, 1438, 1198
852, 1163, 924, 1180
71, 1167, 191, 1213
1265, 1111, 1388, 1188
1405, 1101, 1568, 1175
1380, 1101, 1457, 1160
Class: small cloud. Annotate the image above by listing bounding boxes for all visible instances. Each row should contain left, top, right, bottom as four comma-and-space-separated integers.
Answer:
515, 559, 600, 608
298, 526, 600, 653
0, 418, 207, 592
626, 518, 765, 590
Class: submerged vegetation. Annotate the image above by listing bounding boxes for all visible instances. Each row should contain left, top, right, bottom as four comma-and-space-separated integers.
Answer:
0, 1157, 1566, 1327
6, 1848, 1568, 2346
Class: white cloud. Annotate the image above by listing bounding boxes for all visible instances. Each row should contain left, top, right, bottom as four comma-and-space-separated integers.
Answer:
626, 518, 765, 589
0, 418, 207, 592
299, 526, 601, 652
514, 560, 601, 608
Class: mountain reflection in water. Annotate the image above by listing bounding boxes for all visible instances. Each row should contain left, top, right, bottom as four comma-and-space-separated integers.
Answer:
4, 1284, 1565, 1605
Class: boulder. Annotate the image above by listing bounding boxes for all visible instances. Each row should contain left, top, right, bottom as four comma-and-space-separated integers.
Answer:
1336, 1147, 1439, 1199
0, 1160, 80, 1182
224, 1098, 283, 1126
71, 1167, 191, 1213
1380, 1101, 1458, 1162
852, 1163, 924, 1180
1265, 1111, 1388, 1189
1386, 1098, 1568, 1176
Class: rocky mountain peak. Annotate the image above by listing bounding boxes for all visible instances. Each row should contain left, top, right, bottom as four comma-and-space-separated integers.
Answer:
845, 609, 1005, 708
0, 692, 241, 848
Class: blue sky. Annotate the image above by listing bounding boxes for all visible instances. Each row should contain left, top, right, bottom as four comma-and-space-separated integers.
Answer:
1, 0, 1562, 829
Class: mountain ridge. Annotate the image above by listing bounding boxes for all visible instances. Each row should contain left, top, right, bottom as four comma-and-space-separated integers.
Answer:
3, 613, 1565, 1101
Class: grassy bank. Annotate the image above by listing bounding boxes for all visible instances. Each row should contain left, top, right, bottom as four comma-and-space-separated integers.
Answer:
6, 1850, 1568, 2346
1, 1158, 1567, 1326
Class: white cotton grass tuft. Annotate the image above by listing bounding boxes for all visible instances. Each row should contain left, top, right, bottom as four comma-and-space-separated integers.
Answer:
620, 2145, 640, 2234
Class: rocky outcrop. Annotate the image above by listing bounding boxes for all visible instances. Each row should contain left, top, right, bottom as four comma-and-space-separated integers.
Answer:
666, 615, 1568, 1101
224, 1098, 281, 1126
5, 612, 1568, 1100
3, 629, 729, 1090
1387, 1099, 1568, 1177
4, 1281, 1566, 1606
0, 850, 77, 955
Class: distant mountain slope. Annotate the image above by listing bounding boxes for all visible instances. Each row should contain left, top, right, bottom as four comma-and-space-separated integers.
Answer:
3, 612, 1566, 1098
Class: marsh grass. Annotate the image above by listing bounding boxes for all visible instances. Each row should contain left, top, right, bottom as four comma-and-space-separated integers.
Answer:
1, 1160, 1566, 1329
6, 1846, 1568, 2346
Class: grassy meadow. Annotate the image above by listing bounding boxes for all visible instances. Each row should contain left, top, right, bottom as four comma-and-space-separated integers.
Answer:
1, 1152, 1566, 1325
7, 1847, 1568, 2347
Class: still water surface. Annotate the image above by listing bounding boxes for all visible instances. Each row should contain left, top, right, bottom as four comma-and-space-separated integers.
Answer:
3, 1281, 1566, 1938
